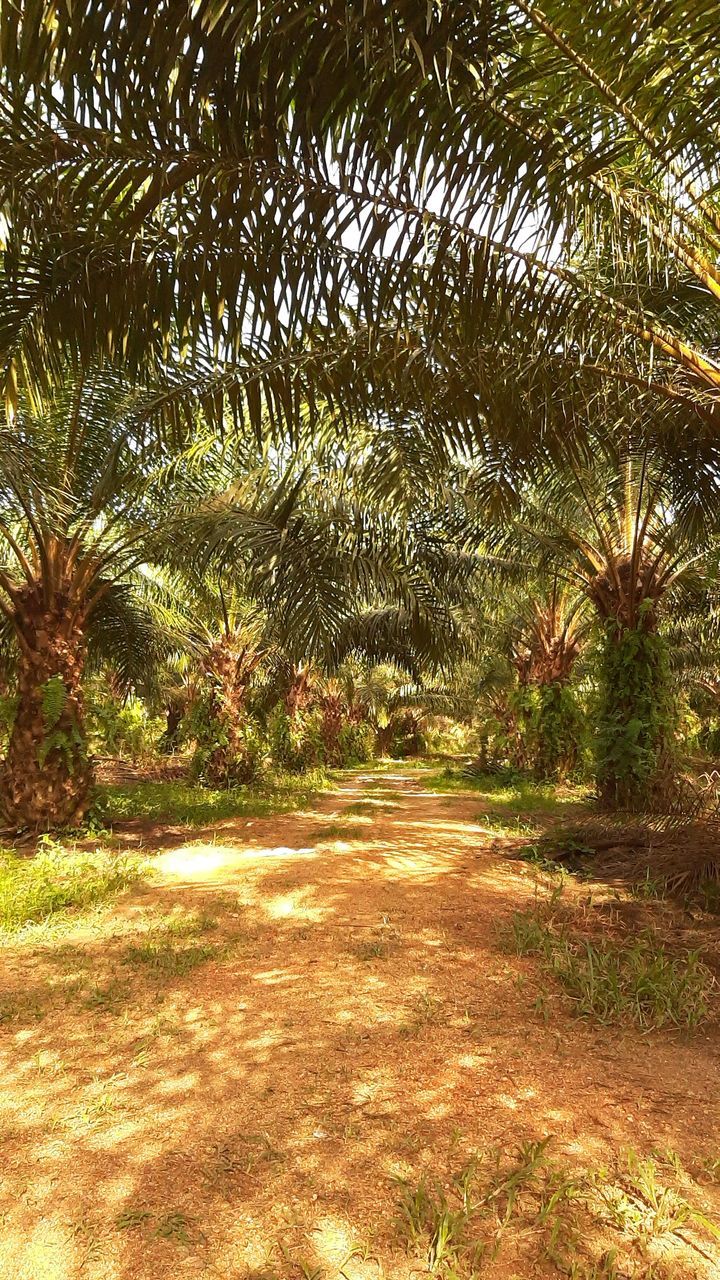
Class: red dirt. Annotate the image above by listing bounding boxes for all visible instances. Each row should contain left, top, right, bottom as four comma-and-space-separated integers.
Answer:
1, 769, 719, 1279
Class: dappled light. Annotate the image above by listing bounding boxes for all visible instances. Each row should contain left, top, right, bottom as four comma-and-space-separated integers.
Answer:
1, 767, 719, 1279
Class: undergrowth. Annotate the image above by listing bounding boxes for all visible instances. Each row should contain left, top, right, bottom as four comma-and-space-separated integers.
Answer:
510, 888, 713, 1029
94, 769, 329, 826
0, 841, 144, 932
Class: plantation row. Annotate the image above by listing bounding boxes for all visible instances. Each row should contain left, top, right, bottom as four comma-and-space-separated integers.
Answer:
1, 4, 720, 836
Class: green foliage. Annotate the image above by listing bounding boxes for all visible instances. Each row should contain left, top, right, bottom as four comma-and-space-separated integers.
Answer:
37, 674, 85, 770
595, 625, 677, 809
511, 901, 713, 1029
337, 719, 375, 765
0, 843, 143, 931
267, 705, 324, 773
40, 675, 67, 730
94, 772, 328, 826
85, 682, 165, 760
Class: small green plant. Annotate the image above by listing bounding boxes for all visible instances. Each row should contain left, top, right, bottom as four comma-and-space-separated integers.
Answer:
154, 1211, 195, 1245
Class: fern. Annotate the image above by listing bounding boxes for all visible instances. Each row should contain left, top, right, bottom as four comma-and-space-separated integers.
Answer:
40, 675, 67, 732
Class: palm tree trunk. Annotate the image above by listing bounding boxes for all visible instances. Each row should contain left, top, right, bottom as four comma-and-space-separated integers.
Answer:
596, 621, 676, 810
1, 597, 91, 830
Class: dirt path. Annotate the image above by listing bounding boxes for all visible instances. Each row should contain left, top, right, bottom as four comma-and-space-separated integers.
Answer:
1, 768, 719, 1279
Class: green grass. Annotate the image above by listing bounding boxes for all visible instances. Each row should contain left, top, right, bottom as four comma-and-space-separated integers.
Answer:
421, 767, 590, 817
94, 769, 329, 826
0, 842, 144, 932
511, 898, 713, 1029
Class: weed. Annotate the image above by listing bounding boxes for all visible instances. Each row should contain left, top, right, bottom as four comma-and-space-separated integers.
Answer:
160, 908, 219, 937
278, 1244, 324, 1280
510, 893, 714, 1029
394, 1140, 720, 1277
631, 870, 667, 901
476, 811, 536, 836
0, 991, 46, 1023
699, 1156, 720, 1183
115, 1207, 152, 1230
516, 843, 565, 872
154, 1211, 195, 1246
122, 938, 219, 978
317, 821, 365, 842
82, 977, 129, 1012
400, 992, 444, 1036
205, 1132, 283, 1186
344, 800, 396, 816
353, 939, 389, 960
0, 845, 144, 931
422, 769, 590, 818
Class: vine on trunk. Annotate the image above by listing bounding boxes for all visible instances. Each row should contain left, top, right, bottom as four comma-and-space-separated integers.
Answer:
595, 621, 677, 810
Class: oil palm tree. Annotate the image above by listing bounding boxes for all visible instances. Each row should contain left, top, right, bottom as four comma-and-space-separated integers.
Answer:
501, 437, 720, 806
0, 366, 350, 828
0, 368, 197, 827
506, 583, 589, 781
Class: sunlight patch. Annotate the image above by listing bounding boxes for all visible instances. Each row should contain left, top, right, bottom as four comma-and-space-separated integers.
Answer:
154, 843, 316, 880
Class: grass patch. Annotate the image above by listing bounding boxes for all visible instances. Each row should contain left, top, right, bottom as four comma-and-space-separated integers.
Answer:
0, 842, 144, 932
510, 894, 714, 1029
343, 799, 397, 816
394, 1141, 720, 1278
122, 937, 220, 978
94, 769, 328, 826
423, 767, 590, 817
315, 821, 366, 842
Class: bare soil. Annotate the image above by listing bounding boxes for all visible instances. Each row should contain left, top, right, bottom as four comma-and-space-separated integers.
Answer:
1, 768, 719, 1279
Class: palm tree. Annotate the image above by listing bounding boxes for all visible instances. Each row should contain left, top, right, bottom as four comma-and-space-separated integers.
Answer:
507, 583, 588, 781
0, 369, 196, 827
503, 439, 720, 806
0, 366, 339, 828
